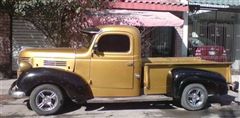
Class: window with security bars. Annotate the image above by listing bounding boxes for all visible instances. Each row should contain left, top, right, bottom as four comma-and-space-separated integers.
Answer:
151, 27, 175, 57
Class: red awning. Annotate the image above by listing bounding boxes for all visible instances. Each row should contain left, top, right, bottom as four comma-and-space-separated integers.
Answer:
108, 0, 188, 12
87, 10, 184, 27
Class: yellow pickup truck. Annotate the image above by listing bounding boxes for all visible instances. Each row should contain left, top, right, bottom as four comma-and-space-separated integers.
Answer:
9, 25, 232, 115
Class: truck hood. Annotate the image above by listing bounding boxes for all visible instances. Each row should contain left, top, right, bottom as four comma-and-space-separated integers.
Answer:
20, 48, 88, 58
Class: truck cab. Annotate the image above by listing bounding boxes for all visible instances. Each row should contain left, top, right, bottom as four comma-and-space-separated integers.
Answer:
9, 25, 231, 115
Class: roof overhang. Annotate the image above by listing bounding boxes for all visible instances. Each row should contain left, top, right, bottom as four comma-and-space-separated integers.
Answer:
87, 10, 184, 27
190, 3, 230, 9
190, 0, 240, 9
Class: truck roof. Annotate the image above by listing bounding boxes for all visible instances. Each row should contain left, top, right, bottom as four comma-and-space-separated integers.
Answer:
81, 25, 140, 39
97, 25, 140, 36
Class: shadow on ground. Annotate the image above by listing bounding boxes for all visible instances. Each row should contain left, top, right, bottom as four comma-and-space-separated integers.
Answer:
208, 94, 240, 106
85, 101, 176, 111
57, 101, 176, 115
21, 94, 239, 116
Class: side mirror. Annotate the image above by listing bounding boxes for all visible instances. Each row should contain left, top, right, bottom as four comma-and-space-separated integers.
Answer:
93, 44, 99, 53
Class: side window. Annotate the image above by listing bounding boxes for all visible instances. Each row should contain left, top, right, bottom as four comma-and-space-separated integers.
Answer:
97, 34, 130, 52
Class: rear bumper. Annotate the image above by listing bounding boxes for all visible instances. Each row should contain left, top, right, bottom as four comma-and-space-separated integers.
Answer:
229, 81, 239, 92
8, 80, 26, 99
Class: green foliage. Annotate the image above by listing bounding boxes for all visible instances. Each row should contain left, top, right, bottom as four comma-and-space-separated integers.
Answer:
0, 0, 16, 13
1, 0, 108, 47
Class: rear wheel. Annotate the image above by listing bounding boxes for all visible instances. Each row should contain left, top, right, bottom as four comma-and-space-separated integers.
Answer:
30, 84, 64, 115
181, 84, 208, 111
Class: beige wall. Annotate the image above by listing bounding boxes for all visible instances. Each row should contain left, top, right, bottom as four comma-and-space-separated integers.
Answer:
174, 26, 184, 57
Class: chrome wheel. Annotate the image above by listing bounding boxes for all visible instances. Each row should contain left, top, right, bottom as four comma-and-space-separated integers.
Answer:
181, 84, 208, 111
30, 84, 64, 115
186, 88, 205, 107
36, 90, 58, 111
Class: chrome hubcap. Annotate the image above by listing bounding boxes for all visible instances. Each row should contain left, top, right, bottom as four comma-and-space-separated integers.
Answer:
36, 90, 58, 111
187, 88, 204, 107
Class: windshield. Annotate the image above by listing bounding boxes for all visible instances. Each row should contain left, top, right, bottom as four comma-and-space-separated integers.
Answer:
81, 33, 95, 48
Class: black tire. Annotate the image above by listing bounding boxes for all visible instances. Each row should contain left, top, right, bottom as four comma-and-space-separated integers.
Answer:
30, 84, 64, 115
181, 84, 208, 111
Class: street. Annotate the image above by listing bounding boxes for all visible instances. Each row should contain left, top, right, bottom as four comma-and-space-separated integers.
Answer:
1, 79, 240, 118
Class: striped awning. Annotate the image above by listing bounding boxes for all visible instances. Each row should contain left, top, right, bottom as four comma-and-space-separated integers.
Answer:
120, 0, 186, 5
108, 0, 188, 12
87, 10, 184, 27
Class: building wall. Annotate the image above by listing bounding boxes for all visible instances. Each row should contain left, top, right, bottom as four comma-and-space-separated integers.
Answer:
0, 11, 10, 65
232, 14, 240, 72
174, 26, 184, 56
174, 12, 186, 57
234, 14, 240, 60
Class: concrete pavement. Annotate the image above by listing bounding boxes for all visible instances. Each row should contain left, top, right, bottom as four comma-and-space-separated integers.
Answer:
0, 78, 15, 95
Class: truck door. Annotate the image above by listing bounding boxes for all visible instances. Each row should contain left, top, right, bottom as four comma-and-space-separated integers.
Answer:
90, 32, 134, 90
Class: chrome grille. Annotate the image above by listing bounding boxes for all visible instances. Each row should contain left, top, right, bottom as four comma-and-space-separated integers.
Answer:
43, 60, 66, 67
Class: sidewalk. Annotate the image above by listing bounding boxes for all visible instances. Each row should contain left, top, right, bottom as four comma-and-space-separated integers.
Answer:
0, 79, 16, 95
0, 79, 16, 104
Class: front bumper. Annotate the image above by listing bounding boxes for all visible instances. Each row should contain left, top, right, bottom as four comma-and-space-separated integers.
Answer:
8, 80, 26, 98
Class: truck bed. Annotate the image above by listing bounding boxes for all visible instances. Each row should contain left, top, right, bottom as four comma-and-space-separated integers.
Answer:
143, 57, 231, 65
143, 57, 232, 95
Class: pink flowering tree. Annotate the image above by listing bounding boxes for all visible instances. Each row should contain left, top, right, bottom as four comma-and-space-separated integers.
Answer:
19, 0, 108, 47
0, 0, 108, 47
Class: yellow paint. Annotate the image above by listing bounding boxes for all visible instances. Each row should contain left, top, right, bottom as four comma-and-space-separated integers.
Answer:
17, 25, 231, 97
144, 57, 232, 95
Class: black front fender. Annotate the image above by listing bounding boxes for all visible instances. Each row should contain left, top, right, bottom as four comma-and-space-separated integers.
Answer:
171, 68, 228, 99
16, 68, 93, 102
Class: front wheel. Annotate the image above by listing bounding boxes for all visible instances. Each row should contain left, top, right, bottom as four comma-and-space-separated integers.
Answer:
181, 84, 208, 111
30, 84, 64, 115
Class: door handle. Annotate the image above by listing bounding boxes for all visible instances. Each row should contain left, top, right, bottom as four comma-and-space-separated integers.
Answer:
127, 62, 134, 67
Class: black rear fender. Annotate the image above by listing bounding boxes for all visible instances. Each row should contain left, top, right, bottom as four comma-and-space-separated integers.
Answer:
16, 68, 93, 102
171, 68, 228, 99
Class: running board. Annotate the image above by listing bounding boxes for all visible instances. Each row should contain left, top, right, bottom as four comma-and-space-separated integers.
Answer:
87, 95, 173, 103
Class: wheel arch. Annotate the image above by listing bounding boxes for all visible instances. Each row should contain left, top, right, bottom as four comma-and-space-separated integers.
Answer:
17, 68, 93, 102
171, 67, 228, 99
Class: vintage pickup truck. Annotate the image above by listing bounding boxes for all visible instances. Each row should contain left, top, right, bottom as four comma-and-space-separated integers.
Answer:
9, 25, 232, 115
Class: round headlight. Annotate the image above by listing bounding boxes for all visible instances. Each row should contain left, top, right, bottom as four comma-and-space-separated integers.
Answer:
19, 61, 32, 72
